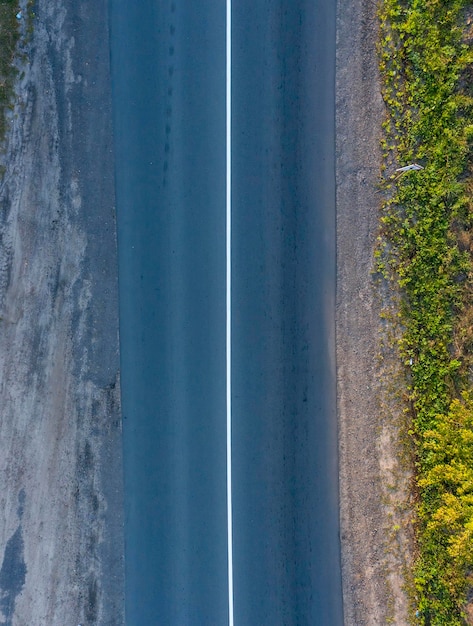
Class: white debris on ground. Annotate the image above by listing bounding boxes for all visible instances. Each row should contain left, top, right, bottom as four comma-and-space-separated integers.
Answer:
395, 163, 424, 172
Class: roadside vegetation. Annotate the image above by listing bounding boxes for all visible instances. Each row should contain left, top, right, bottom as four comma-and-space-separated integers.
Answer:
0, 0, 20, 141
377, 0, 473, 623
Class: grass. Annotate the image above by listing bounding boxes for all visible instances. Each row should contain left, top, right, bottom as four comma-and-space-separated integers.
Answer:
377, 0, 473, 623
0, 0, 20, 141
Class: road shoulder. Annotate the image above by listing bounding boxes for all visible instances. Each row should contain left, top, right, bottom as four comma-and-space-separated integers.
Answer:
336, 1, 414, 624
0, 1, 124, 623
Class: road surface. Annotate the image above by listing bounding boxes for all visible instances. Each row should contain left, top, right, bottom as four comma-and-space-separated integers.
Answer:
110, 0, 342, 623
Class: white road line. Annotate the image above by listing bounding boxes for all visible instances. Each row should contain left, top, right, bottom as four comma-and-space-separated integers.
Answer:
226, 0, 234, 625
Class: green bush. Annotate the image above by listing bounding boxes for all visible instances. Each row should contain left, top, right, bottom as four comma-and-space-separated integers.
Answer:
378, 0, 473, 622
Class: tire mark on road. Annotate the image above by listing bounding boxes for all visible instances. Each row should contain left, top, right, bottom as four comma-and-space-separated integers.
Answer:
163, 2, 176, 187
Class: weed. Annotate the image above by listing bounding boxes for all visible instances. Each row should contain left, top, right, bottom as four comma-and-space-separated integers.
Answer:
378, 0, 473, 623
0, 0, 20, 143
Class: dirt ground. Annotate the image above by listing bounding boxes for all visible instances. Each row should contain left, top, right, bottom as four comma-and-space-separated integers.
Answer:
336, 0, 415, 624
0, 0, 124, 624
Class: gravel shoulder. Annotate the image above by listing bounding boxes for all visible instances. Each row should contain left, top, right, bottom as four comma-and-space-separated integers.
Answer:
0, 1, 124, 624
336, 1, 415, 624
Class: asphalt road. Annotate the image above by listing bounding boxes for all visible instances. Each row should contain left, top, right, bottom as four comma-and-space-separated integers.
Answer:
110, 2, 228, 624
110, 1, 342, 624
231, 2, 342, 624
